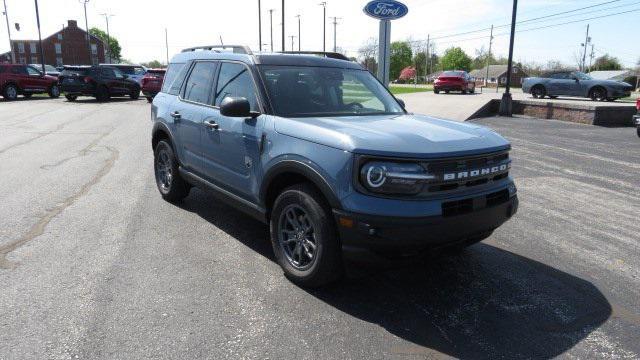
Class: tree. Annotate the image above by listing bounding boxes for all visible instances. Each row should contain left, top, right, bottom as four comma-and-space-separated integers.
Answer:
89, 27, 122, 62
412, 51, 427, 79
360, 56, 377, 75
390, 41, 412, 81
440, 47, 472, 72
593, 54, 622, 71
141, 60, 165, 68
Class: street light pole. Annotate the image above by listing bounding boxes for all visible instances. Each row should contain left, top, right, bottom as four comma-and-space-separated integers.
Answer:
319, 2, 326, 52
2, 0, 14, 63
165, 28, 169, 65
99, 13, 114, 63
281, 0, 285, 52
331, 16, 340, 52
268, 9, 274, 52
257, 0, 262, 51
499, 0, 517, 117
79, 0, 91, 64
295, 14, 301, 51
33, 0, 45, 73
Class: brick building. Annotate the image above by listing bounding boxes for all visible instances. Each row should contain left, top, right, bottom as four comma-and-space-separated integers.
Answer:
8, 20, 105, 66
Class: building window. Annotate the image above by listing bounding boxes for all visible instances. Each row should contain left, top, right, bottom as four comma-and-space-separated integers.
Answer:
91, 44, 97, 55
31, 56, 38, 64
490, 77, 496, 82
55, 43, 62, 54
512, 67, 518, 74
57, 33, 63, 40
18, 42, 24, 53
56, 57, 63, 66
19, 57, 26, 64
30, 42, 36, 53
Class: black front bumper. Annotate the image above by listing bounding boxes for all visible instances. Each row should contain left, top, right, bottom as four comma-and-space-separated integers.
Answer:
334, 195, 518, 256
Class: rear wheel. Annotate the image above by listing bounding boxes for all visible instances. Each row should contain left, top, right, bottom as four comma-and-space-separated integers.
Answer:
2, 84, 18, 100
589, 87, 607, 101
154, 140, 190, 202
65, 94, 78, 101
434, 89, 440, 94
531, 85, 546, 99
129, 88, 140, 100
48, 84, 60, 98
270, 183, 343, 287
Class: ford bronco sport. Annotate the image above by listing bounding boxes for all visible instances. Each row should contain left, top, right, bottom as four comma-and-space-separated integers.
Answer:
151, 46, 518, 287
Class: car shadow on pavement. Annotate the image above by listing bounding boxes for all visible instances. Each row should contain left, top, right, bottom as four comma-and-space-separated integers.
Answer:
64, 97, 142, 104
179, 188, 611, 359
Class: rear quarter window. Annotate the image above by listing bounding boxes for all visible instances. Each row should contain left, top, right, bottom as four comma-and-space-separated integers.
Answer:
161, 63, 187, 95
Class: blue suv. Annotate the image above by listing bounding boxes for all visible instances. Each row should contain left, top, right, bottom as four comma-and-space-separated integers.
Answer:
151, 46, 518, 287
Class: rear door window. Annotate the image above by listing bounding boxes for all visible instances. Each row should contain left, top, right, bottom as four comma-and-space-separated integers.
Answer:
183, 61, 216, 104
162, 63, 186, 94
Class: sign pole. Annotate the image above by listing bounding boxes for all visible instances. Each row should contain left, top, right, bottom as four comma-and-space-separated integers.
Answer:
377, 19, 390, 85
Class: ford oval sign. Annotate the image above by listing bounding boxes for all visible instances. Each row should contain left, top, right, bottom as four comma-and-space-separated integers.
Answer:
363, 0, 408, 20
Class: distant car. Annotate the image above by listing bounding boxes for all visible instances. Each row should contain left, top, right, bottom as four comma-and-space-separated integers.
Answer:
634, 98, 640, 137
100, 64, 147, 84
29, 64, 61, 78
141, 68, 166, 102
0, 64, 60, 100
434, 71, 475, 94
59, 65, 141, 102
522, 71, 633, 101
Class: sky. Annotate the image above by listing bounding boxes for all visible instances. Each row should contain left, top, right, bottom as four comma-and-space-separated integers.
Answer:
0, 0, 638, 68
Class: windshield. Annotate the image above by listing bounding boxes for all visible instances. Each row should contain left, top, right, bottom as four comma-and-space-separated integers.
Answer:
259, 66, 404, 117
573, 71, 593, 81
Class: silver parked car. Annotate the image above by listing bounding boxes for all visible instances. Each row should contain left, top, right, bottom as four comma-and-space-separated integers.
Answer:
522, 71, 633, 101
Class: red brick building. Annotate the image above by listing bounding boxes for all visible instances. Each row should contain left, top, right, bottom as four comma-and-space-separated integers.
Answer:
8, 20, 105, 66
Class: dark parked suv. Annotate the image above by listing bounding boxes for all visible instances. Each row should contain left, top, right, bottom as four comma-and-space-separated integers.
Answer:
59, 65, 141, 102
151, 46, 518, 287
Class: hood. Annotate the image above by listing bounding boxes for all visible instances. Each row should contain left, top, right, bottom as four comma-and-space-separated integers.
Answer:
274, 114, 510, 158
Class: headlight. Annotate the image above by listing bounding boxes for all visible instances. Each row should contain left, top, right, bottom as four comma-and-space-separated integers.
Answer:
359, 161, 434, 195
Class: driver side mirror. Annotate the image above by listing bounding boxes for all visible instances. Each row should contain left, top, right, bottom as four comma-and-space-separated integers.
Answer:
220, 97, 259, 118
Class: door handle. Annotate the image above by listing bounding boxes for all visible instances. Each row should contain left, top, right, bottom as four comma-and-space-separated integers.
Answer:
205, 120, 219, 130
170, 111, 181, 119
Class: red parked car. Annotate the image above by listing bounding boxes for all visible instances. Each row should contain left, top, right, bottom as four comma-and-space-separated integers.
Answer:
0, 64, 60, 100
434, 70, 476, 94
141, 68, 166, 102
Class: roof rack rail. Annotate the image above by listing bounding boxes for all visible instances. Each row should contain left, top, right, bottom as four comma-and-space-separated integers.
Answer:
181, 45, 253, 55
277, 51, 351, 61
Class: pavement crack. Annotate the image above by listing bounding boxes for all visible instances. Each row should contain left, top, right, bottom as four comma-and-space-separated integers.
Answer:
40, 127, 115, 170
0, 145, 119, 269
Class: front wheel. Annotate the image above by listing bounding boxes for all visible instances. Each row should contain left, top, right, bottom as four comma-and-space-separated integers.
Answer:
49, 84, 60, 98
130, 88, 140, 100
154, 140, 190, 202
270, 183, 343, 287
531, 85, 546, 99
96, 86, 110, 102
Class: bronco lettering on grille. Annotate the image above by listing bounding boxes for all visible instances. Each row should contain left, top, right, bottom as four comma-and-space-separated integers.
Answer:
443, 163, 510, 181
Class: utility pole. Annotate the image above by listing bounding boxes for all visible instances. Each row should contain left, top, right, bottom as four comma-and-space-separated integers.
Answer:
485, 24, 493, 87
99, 13, 114, 63
2, 0, 14, 62
295, 14, 301, 51
331, 16, 340, 52
281, 0, 285, 52
34, 0, 44, 73
165, 28, 169, 65
498, 0, 517, 117
425, 34, 430, 83
80, 0, 91, 64
580, 24, 590, 72
258, 0, 262, 51
268, 9, 274, 52
319, 2, 326, 52
289, 35, 296, 51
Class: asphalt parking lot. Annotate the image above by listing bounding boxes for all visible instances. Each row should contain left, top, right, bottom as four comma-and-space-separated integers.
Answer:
1, 97, 639, 359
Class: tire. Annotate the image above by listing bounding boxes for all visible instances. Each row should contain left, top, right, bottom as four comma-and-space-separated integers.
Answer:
154, 140, 190, 202
445, 90, 450, 94
434, 89, 440, 94
2, 84, 18, 100
531, 85, 546, 99
96, 86, 110, 102
549, 95, 558, 99
130, 88, 140, 100
470, 86, 475, 94
146, 97, 153, 103
48, 84, 60, 98
462, 89, 467, 94
270, 183, 343, 287
65, 94, 78, 101
637, 127, 640, 138
589, 87, 607, 102
23, 93, 33, 99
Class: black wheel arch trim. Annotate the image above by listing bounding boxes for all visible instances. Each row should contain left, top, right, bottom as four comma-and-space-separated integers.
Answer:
260, 160, 343, 211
